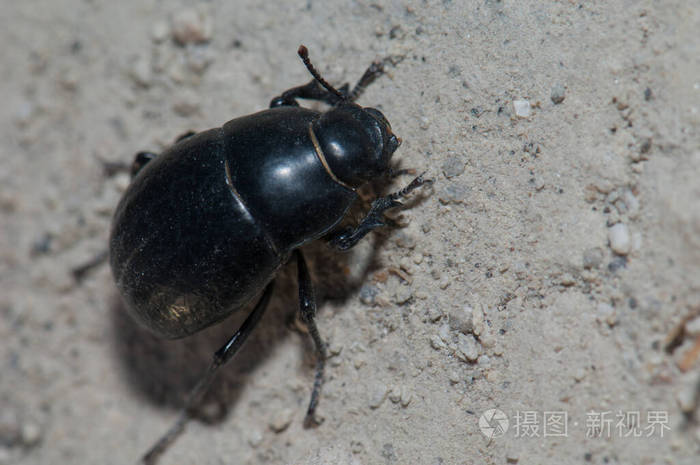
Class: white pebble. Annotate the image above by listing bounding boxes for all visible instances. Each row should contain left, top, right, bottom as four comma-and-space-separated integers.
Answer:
20, 422, 41, 447
471, 306, 485, 336
677, 384, 697, 413
247, 428, 263, 447
512, 99, 531, 118
400, 388, 412, 407
448, 306, 474, 334
685, 316, 700, 336
596, 303, 617, 326
608, 222, 631, 255
393, 283, 412, 304
128, 56, 152, 87
172, 8, 213, 45
151, 20, 170, 43
456, 333, 480, 363
388, 386, 401, 403
269, 409, 294, 433
430, 335, 447, 350
369, 383, 388, 409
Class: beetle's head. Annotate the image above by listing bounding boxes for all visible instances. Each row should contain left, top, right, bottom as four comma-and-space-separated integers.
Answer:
297, 45, 400, 188
312, 103, 399, 188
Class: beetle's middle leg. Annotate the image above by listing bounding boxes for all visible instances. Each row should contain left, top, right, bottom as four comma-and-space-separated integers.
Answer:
140, 281, 275, 465
294, 249, 328, 427
328, 173, 431, 251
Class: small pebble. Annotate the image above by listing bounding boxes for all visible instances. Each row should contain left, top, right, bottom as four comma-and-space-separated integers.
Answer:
388, 386, 401, 403
350, 440, 364, 454
471, 306, 485, 336
20, 423, 40, 447
173, 91, 201, 116
151, 20, 170, 43
393, 283, 412, 305
399, 258, 414, 275
438, 324, 451, 344
400, 388, 412, 407
172, 8, 213, 45
438, 183, 469, 204
456, 333, 480, 363
369, 384, 388, 409
676, 383, 697, 413
359, 284, 378, 306
685, 316, 700, 336
448, 306, 474, 334
448, 371, 461, 384
128, 56, 152, 87
621, 189, 640, 218
247, 428, 263, 447
427, 306, 443, 322
186, 45, 215, 74
609, 223, 631, 255
430, 335, 447, 351
560, 273, 576, 286
550, 83, 566, 104
269, 409, 293, 433
441, 156, 465, 179
328, 340, 343, 357
412, 253, 423, 265
512, 99, 531, 118
506, 450, 520, 463
574, 367, 586, 382
394, 231, 416, 249
582, 247, 604, 269
596, 303, 617, 326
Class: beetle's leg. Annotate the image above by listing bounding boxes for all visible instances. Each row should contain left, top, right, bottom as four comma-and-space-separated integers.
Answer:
329, 173, 432, 251
269, 79, 344, 108
347, 60, 385, 102
294, 249, 328, 427
141, 282, 275, 465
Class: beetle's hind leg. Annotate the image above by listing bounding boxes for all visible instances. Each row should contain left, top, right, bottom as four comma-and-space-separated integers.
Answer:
140, 282, 275, 465
294, 249, 328, 427
328, 173, 432, 251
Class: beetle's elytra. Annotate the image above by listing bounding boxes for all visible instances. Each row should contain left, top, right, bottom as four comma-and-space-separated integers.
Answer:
109, 46, 430, 464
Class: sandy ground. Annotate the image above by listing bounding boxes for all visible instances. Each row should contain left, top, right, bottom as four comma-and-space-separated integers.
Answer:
1, 1, 699, 464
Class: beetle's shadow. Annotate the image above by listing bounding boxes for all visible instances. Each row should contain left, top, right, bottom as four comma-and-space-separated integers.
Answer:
109, 234, 383, 425
111, 182, 429, 425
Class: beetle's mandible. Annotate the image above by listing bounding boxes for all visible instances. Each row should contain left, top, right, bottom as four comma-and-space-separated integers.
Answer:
109, 45, 430, 463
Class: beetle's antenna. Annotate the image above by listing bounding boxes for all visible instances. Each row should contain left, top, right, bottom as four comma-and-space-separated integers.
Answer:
298, 45, 346, 102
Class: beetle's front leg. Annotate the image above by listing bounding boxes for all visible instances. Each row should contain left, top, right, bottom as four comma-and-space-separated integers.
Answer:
329, 174, 431, 251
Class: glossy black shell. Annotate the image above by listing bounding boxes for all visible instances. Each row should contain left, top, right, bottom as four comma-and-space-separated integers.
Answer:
109, 107, 358, 338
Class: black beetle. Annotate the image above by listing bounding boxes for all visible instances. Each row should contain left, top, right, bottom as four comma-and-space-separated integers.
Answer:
109, 46, 429, 463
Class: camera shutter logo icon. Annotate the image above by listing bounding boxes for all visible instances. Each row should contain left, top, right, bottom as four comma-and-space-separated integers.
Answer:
479, 409, 509, 439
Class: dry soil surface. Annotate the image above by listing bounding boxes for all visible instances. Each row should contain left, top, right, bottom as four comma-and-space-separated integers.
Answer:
1, 1, 699, 465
